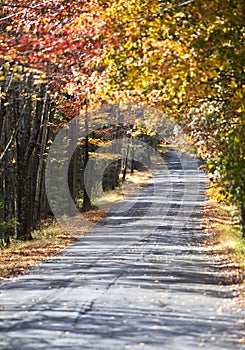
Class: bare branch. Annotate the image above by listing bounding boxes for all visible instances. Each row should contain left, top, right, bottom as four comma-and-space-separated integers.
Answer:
1, 3, 40, 9
127, 0, 195, 23
0, 116, 22, 163
0, 3, 41, 22
162, 0, 195, 12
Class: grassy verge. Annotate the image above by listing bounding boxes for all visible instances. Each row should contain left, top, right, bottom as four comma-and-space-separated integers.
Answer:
204, 199, 245, 304
0, 221, 74, 280
0, 169, 153, 280
94, 169, 153, 210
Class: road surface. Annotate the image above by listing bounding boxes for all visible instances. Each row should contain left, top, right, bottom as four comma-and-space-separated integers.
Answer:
0, 150, 244, 350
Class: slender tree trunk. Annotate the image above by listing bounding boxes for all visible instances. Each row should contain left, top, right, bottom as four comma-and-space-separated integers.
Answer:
122, 144, 129, 182
146, 145, 151, 167
2, 166, 11, 245
31, 143, 41, 228
82, 103, 92, 211
68, 121, 78, 216
2, 111, 11, 244
130, 144, 135, 174
15, 157, 32, 240
0, 79, 17, 244
34, 124, 49, 224
32, 97, 52, 226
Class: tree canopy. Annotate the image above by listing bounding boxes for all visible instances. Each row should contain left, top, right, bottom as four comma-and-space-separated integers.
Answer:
0, 0, 245, 240
99, 0, 245, 235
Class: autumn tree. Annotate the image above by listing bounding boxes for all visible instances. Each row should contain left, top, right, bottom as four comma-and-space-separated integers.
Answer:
98, 0, 245, 237
182, 0, 245, 237
0, 0, 106, 241
1, 0, 244, 242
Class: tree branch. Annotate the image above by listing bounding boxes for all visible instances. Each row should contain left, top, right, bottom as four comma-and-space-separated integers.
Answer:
0, 116, 22, 163
0, 3, 41, 22
126, 0, 195, 23
1, 3, 40, 9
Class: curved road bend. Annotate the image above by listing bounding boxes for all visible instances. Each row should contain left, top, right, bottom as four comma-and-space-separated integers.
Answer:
0, 149, 244, 350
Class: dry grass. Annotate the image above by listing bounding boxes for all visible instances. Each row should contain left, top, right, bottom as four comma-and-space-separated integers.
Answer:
0, 221, 74, 280
94, 169, 153, 210
204, 200, 245, 304
0, 169, 153, 280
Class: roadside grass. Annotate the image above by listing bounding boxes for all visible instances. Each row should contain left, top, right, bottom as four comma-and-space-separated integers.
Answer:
0, 221, 74, 280
94, 169, 153, 209
0, 168, 153, 280
204, 199, 245, 303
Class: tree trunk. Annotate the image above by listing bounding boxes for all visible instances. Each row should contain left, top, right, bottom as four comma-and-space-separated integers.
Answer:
82, 106, 92, 211
82, 134, 92, 211
32, 121, 49, 227
0, 71, 52, 241
15, 155, 32, 240
2, 110, 14, 244
15, 82, 46, 240
130, 144, 135, 174
68, 121, 79, 216
122, 144, 129, 182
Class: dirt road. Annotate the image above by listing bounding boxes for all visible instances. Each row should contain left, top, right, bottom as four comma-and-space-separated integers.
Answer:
0, 150, 244, 350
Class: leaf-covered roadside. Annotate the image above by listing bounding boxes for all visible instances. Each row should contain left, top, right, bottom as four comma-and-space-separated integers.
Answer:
204, 199, 245, 306
0, 208, 104, 280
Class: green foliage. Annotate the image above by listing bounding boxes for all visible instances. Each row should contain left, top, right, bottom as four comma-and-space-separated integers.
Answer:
102, 160, 121, 192
0, 218, 19, 246
187, 102, 245, 208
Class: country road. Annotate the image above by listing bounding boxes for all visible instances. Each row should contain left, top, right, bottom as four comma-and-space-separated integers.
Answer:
0, 150, 244, 350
